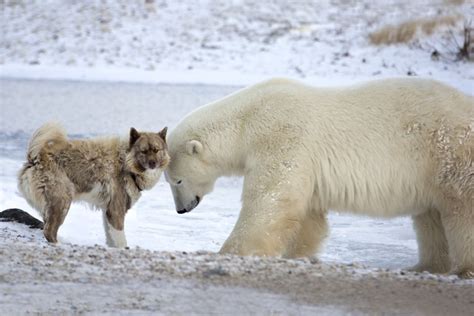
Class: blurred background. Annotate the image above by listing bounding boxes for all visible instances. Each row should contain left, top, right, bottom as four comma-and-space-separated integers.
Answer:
0, 0, 472, 268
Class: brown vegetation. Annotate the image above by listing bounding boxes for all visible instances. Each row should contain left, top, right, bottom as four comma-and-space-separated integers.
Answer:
457, 22, 473, 60
444, 0, 465, 5
369, 15, 461, 45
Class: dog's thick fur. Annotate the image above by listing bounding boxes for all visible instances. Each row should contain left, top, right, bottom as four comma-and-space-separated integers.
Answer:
165, 78, 473, 278
18, 123, 169, 247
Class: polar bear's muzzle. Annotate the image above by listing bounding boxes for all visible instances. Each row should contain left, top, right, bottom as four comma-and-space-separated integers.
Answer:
177, 196, 200, 214
167, 177, 203, 214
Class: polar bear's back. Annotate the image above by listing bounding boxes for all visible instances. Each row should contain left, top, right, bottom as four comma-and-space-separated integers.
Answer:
239, 78, 472, 216
253, 77, 471, 126
248, 77, 472, 147
171, 77, 471, 145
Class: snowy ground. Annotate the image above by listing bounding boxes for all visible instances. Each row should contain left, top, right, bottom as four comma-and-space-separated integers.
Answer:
1, 222, 473, 315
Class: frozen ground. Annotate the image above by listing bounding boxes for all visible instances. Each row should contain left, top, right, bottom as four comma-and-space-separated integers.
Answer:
1, 224, 473, 315
1, 78, 420, 270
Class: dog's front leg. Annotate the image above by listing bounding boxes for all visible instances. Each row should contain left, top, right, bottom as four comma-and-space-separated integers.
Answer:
102, 193, 129, 248
102, 210, 127, 248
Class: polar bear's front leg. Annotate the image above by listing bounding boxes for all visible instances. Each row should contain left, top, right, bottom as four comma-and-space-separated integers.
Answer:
219, 208, 303, 256
219, 162, 313, 257
283, 211, 329, 258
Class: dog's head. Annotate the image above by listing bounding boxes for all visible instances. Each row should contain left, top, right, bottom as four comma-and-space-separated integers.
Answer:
128, 127, 170, 172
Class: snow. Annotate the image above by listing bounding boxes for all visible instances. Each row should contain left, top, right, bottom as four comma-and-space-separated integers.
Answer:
1, 280, 340, 315
0, 0, 472, 272
3, 224, 471, 315
1, 0, 473, 92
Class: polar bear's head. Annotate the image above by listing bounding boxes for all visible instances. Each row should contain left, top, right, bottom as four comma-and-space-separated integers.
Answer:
165, 139, 219, 214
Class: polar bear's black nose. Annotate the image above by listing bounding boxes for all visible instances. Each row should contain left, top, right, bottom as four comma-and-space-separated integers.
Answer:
177, 196, 201, 214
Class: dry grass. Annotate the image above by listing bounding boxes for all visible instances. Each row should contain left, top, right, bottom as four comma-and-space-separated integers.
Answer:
457, 22, 473, 60
370, 15, 461, 45
430, 21, 473, 62
444, 0, 465, 5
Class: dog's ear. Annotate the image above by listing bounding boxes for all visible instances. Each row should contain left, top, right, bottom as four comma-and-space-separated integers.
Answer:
130, 127, 141, 147
158, 127, 168, 142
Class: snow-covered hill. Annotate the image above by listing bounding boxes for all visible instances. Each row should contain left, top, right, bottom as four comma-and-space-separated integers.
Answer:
1, 0, 473, 90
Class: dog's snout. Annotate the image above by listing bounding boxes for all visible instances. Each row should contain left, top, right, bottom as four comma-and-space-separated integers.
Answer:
148, 161, 156, 169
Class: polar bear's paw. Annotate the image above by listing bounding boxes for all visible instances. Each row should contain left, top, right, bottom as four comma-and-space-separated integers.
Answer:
453, 268, 474, 279
407, 263, 449, 274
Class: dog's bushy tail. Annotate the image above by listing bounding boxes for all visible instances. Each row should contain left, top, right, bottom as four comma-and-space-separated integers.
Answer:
0, 209, 44, 229
27, 122, 67, 162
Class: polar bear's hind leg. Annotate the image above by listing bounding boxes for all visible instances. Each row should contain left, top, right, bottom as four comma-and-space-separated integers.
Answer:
440, 207, 474, 279
410, 208, 450, 273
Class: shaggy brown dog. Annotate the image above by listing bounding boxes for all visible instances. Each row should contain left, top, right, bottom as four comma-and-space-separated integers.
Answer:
18, 123, 169, 247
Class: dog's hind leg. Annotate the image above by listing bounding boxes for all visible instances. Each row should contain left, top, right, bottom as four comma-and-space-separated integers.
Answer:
102, 189, 129, 248
43, 200, 72, 243
42, 179, 74, 244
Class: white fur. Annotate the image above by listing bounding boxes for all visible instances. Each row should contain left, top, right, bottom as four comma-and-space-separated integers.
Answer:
166, 78, 474, 277
76, 183, 108, 210
26, 122, 67, 160
141, 168, 163, 190
102, 211, 127, 248
18, 166, 46, 215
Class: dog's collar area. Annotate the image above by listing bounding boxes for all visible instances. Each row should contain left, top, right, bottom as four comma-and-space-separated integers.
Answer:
130, 173, 143, 192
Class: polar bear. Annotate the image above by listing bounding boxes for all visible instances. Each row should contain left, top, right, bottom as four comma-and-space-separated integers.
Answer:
165, 78, 473, 278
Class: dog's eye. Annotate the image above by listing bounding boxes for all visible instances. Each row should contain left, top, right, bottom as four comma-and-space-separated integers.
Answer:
176, 180, 182, 185
153, 148, 159, 153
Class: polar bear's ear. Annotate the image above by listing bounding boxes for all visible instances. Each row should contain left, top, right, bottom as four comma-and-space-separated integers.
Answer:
186, 140, 203, 155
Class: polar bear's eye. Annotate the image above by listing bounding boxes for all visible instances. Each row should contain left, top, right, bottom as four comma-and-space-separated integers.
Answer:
176, 180, 182, 185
